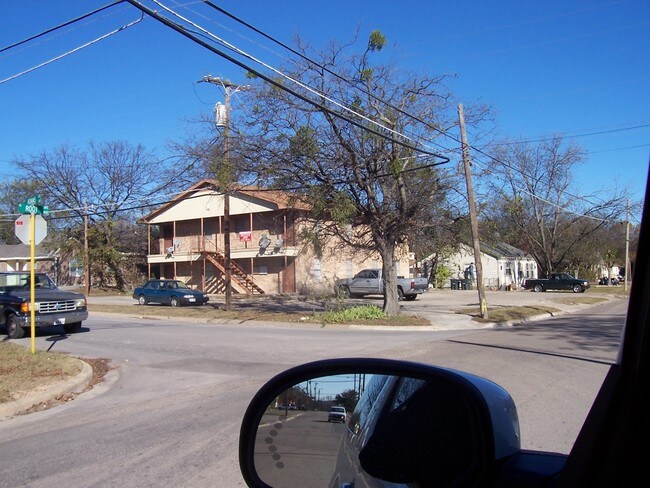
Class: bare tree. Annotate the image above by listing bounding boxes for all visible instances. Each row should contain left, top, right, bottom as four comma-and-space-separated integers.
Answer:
481, 136, 630, 277
11, 141, 173, 290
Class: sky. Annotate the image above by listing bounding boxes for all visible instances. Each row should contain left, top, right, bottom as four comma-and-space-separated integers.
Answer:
1, 0, 648, 218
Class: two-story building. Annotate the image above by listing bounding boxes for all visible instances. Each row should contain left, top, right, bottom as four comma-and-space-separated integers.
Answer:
138, 180, 411, 296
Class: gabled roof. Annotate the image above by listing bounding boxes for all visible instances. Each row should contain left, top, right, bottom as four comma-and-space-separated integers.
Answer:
479, 242, 533, 260
139, 179, 311, 223
426, 242, 534, 262
0, 244, 57, 260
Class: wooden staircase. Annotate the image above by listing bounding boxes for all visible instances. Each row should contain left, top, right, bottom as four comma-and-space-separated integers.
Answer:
201, 251, 265, 295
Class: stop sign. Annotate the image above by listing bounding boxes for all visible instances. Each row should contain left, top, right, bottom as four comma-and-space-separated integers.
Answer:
15, 214, 47, 245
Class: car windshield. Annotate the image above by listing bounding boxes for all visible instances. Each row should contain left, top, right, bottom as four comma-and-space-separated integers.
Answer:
0, 2, 645, 487
0, 273, 56, 292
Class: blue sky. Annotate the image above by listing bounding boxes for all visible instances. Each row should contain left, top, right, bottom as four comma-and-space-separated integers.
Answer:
1, 0, 648, 215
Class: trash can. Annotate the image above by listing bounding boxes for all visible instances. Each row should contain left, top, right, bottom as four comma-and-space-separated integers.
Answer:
450, 279, 459, 290
464, 279, 473, 290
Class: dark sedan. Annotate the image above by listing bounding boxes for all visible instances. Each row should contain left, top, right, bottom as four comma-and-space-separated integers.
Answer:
133, 279, 209, 307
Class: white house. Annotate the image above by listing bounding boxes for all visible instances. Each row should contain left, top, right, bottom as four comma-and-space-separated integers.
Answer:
437, 242, 538, 290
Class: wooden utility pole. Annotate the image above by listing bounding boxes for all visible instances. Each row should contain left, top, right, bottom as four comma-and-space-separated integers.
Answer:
84, 204, 90, 296
200, 76, 248, 310
458, 104, 488, 319
625, 199, 630, 292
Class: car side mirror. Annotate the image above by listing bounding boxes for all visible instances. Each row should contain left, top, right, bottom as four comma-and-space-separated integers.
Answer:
239, 358, 521, 487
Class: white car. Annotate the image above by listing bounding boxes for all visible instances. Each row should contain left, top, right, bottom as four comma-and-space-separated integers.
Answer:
328, 406, 347, 423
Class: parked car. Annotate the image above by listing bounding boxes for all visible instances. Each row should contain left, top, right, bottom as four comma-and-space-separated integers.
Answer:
522, 272, 590, 293
132, 279, 209, 307
328, 406, 347, 423
1, 271, 88, 339
598, 276, 619, 286
335, 269, 428, 301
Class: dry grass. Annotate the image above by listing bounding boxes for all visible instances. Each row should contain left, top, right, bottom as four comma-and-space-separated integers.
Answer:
88, 303, 431, 326
554, 296, 609, 306
0, 342, 83, 404
458, 305, 563, 324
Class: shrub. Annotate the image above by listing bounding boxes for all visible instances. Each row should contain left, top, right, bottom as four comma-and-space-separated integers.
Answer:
314, 305, 387, 324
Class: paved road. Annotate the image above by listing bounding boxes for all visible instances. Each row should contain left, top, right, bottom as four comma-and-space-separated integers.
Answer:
0, 293, 628, 487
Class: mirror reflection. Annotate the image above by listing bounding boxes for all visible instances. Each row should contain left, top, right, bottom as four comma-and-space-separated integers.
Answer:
253, 374, 367, 487
253, 372, 482, 488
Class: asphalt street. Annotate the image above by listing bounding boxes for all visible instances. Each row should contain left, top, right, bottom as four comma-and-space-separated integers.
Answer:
0, 287, 628, 487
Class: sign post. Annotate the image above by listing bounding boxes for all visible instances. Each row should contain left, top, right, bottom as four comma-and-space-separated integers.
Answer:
15, 196, 49, 354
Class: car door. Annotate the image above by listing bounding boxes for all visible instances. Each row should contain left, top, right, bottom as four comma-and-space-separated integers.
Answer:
349, 270, 371, 295
161, 280, 176, 304
358, 269, 380, 294
147, 280, 163, 303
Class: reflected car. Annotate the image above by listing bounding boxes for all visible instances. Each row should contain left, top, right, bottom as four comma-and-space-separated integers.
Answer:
132, 279, 209, 307
328, 406, 347, 423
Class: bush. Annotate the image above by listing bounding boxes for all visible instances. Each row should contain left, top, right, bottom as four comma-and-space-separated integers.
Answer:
434, 265, 452, 289
314, 305, 387, 324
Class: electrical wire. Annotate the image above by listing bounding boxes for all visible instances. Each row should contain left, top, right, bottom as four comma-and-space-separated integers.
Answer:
197, 0, 454, 153
487, 123, 650, 147
123, 0, 448, 162
152, 0, 448, 159
0, 1, 125, 55
0, 14, 144, 85
190, 0, 637, 217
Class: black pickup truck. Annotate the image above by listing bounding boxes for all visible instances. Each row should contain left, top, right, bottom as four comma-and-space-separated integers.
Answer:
522, 273, 590, 293
1, 272, 88, 339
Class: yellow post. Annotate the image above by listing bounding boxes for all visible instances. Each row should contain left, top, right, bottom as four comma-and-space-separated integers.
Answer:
30, 212, 36, 354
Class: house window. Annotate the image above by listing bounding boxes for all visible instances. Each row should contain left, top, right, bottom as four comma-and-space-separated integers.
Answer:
311, 258, 322, 282
254, 265, 268, 275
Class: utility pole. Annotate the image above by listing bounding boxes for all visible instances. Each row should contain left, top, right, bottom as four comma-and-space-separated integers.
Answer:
200, 75, 248, 311
84, 204, 90, 296
458, 104, 488, 319
625, 199, 630, 292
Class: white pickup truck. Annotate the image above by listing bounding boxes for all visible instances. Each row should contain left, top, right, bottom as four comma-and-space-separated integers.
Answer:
335, 269, 428, 301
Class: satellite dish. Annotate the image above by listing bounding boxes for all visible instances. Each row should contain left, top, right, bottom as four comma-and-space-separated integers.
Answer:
259, 236, 271, 249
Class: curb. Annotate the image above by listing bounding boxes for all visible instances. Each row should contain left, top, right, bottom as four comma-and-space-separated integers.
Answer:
0, 358, 93, 421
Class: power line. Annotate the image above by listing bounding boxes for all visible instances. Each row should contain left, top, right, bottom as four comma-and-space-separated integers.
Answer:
123, 0, 449, 162
0, 14, 144, 85
486, 123, 650, 147
150, 0, 451, 160
198, 0, 454, 152
0, 1, 124, 55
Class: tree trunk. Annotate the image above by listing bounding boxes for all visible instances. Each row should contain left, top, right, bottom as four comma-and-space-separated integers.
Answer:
379, 243, 400, 316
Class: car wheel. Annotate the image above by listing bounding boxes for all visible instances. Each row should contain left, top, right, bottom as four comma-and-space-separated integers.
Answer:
63, 322, 82, 334
573, 284, 583, 293
138, 295, 148, 306
405, 294, 417, 301
6, 314, 26, 339
398, 287, 405, 300
170, 296, 180, 307
533, 284, 544, 293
